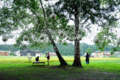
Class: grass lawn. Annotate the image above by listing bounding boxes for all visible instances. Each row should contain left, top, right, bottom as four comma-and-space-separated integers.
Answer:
0, 56, 120, 80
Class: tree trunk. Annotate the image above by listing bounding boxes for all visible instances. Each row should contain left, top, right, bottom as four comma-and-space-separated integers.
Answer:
46, 31, 68, 66
72, 5, 82, 67
39, 0, 67, 66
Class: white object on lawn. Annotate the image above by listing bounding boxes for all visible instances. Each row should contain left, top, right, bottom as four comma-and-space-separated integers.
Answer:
27, 53, 32, 61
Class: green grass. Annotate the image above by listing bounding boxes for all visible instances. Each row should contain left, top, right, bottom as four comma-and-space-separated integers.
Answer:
0, 56, 120, 80
0, 56, 120, 63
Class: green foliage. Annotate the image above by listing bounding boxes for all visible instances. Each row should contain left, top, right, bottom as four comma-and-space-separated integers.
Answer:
54, 0, 119, 23
110, 51, 114, 55
95, 27, 117, 51
9, 52, 15, 56
10, 2, 68, 49
0, 45, 19, 52
86, 48, 93, 55
19, 45, 28, 50
110, 46, 120, 55
62, 42, 68, 46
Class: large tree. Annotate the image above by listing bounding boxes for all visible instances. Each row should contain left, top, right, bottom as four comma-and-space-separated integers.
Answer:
0, 0, 67, 66
54, 0, 120, 66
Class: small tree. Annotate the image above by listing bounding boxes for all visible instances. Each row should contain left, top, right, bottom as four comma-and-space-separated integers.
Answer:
86, 48, 92, 55
9, 52, 15, 56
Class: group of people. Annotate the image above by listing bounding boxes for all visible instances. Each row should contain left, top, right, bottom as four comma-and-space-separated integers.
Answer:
35, 52, 50, 66
35, 52, 90, 66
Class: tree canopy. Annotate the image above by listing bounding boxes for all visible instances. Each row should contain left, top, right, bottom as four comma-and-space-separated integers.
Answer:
53, 0, 120, 66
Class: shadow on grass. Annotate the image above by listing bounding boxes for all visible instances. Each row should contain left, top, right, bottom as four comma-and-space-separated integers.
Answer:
0, 64, 120, 80
32, 65, 45, 67
29, 65, 83, 69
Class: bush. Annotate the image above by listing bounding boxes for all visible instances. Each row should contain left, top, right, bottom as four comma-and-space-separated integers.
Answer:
9, 52, 15, 56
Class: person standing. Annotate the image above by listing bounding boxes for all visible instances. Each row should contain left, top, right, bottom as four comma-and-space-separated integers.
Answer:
46, 52, 50, 66
35, 56, 39, 65
85, 53, 90, 64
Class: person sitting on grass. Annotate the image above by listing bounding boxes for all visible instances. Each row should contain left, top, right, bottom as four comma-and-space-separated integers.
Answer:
35, 56, 39, 65
46, 52, 50, 66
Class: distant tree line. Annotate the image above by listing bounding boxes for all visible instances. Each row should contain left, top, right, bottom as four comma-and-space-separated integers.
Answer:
0, 45, 19, 52
0, 43, 116, 56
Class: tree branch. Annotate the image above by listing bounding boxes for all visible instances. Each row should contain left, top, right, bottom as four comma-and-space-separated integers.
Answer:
18, 2, 40, 22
